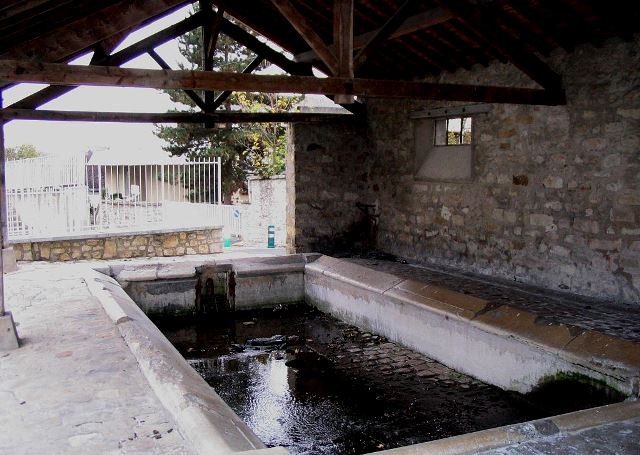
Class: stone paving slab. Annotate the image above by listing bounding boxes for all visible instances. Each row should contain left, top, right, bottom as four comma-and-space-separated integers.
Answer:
1, 263, 193, 455
347, 258, 640, 343
479, 417, 640, 455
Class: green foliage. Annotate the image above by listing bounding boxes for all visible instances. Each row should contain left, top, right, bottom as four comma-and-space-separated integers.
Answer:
155, 7, 294, 200
5, 143, 40, 160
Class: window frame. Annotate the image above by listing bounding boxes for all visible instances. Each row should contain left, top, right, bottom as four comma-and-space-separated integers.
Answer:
433, 115, 473, 147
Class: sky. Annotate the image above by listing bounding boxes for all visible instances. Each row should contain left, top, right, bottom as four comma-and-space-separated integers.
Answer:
3, 5, 194, 158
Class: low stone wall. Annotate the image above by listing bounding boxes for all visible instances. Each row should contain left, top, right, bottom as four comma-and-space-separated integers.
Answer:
10, 227, 222, 262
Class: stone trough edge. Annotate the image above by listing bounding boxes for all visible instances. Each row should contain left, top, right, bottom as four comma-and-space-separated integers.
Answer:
306, 255, 640, 394
82, 266, 288, 455
369, 400, 640, 455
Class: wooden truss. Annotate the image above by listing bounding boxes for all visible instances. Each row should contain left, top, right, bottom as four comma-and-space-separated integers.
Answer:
0, 0, 569, 125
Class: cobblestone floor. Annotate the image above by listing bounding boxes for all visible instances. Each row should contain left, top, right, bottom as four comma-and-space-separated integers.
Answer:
347, 258, 640, 343
0, 264, 192, 454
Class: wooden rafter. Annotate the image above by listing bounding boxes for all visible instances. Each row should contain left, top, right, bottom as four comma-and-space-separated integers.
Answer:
0, 59, 566, 105
200, 1, 223, 73
488, 4, 554, 56
295, 7, 452, 63
1, 0, 190, 62
94, 28, 133, 60
353, 0, 414, 71
147, 49, 207, 111
200, 0, 224, 116
433, 0, 562, 90
271, 0, 338, 75
218, 15, 362, 114
0, 109, 357, 124
212, 56, 265, 109
219, 17, 311, 76
7, 11, 204, 110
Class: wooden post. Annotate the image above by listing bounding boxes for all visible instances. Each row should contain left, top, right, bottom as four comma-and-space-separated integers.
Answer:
0, 91, 6, 317
333, 0, 354, 104
0, 90, 19, 350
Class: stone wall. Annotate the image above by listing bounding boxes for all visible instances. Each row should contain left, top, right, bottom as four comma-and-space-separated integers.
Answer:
288, 37, 640, 303
11, 227, 222, 262
287, 120, 371, 254
239, 176, 287, 247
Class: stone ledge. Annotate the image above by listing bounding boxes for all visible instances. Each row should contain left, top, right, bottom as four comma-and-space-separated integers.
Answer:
369, 400, 640, 455
385, 279, 488, 321
84, 269, 274, 455
107, 254, 309, 282
229, 255, 307, 277
307, 255, 404, 294
306, 255, 640, 395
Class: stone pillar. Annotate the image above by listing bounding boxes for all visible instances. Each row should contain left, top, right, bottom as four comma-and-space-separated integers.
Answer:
0, 91, 19, 350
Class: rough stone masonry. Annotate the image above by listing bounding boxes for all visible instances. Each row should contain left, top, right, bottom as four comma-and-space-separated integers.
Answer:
10, 227, 222, 262
288, 36, 640, 304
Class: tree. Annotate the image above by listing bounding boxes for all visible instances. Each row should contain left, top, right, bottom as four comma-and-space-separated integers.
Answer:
155, 7, 296, 202
5, 144, 41, 160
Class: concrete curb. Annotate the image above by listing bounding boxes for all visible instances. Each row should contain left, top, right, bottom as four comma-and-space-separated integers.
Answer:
83, 268, 281, 455
370, 400, 640, 455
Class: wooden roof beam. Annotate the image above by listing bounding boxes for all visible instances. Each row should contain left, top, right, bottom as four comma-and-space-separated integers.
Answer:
295, 7, 453, 64
0, 109, 357, 124
0, 59, 566, 105
218, 14, 363, 114
147, 49, 207, 111
7, 10, 204, 110
200, 1, 223, 74
271, 0, 338, 75
433, 0, 562, 91
218, 17, 311, 76
354, 0, 414, 71
1, 0, 191, 62
199, 0, 221, 124
212, 56, 265, 110
334, 0, 354, 104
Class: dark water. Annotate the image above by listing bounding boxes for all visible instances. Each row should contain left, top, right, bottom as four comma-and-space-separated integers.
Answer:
155, 305, 624, 455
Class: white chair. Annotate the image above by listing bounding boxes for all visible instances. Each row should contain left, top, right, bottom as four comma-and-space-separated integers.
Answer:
129, 184, 141, 202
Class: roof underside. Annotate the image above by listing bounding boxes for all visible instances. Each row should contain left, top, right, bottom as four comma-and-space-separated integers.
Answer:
215, 0, 640, 80
0, 0, 638, 117
1, 0, 637, 80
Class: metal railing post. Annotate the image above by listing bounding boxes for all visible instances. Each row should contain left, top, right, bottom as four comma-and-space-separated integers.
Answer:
0, 92, 5, 317
217, 157, 222, 204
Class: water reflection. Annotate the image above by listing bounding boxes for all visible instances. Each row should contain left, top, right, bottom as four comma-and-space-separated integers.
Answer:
156, 307, 624, 455
192, 352, 386, 454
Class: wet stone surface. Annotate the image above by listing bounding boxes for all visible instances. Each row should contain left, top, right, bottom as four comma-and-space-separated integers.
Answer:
347, 258, 640, 343
155, 306, 619, 455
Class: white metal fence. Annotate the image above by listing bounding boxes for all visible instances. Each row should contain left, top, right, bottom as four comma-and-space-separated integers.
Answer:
5, 153, 242, 241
